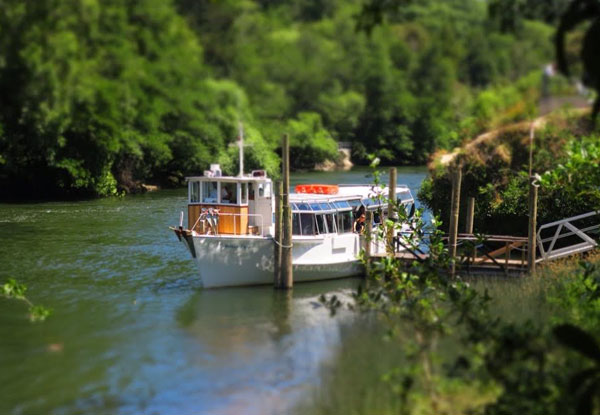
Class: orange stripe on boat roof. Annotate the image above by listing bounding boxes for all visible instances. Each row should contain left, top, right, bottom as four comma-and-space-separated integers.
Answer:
295, 184, 339, 195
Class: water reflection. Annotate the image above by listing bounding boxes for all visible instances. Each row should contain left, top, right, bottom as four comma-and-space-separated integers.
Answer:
171, 280, 360, 415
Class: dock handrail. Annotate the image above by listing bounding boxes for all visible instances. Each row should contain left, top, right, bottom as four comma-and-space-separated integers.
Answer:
191, 210, 266, 236
536, 210, 600, 261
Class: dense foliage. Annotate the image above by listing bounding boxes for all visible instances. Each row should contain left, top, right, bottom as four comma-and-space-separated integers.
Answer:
419, 111, 600, 236
0, 0, 560, 198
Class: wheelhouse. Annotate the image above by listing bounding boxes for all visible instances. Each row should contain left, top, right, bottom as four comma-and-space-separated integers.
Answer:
186, 167, 272, 236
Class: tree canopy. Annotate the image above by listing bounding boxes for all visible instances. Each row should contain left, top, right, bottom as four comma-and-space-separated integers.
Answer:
0, 0, 568, 198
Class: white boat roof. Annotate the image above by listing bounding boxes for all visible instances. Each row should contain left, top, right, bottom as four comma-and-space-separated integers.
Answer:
185, 173, 414, 204
290, 184, 413, 204
185, 175, 269, 182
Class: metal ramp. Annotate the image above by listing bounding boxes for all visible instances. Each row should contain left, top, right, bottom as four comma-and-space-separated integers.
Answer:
536, 211, 600, 262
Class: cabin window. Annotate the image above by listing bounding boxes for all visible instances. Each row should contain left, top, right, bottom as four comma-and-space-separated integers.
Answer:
324, 214, 337, 233
264, 183, 271, 198
315, 214, 326, 234
333, 201, 351, 210
190, 182, 200, 203
348, 199, 362, 209
292, 213, 301, 235
202, 182, 219, 203
398, 190, 413, 202
338, 211, 353, 233
241, 183, 248, 204
295, 202, 311, 211
300, 213, 316, 235
362, 198, 380, 208
372, 208, 384, 225
220, 182, 237, 204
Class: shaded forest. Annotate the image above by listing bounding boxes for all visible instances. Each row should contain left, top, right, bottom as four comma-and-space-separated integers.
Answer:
0, 0, 577, 198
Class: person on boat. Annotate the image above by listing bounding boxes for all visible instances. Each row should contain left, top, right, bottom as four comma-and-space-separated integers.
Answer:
354, 213, 366, 234
221, 186, 230, 203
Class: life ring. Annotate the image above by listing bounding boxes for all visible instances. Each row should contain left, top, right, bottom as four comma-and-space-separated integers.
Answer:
295, 184, 339, 195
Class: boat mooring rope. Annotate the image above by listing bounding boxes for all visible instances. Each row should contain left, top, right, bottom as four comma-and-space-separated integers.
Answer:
272, 238, 293, 249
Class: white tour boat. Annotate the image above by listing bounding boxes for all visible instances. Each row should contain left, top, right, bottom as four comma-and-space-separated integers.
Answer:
172, 164, 415, 288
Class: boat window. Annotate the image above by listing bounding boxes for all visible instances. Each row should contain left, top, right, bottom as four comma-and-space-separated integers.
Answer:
362, 198, 380, 208
241, 183, 248, 204
325, 213, 336, 233
292, 213, 301, 235
333, 201, 351, 210
338, 211, 353, 233
348, 199, 362, 208
190, 181, 200, 203
310, 203, 322, 211
372, 208, 386, 225
300, 213, 315, 235
202, 182, 219, 203
398, 190, 413, 202
295, 202, 311, 211
315, 214, 325, 234
319, 203, 332, 211
221, 182, 237, 204
256, 182, 272, 198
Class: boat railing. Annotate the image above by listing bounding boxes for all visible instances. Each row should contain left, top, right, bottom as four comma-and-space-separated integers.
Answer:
191, 211, 266, 236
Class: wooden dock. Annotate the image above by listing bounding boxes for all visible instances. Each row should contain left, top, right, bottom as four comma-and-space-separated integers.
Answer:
371, 233, 531, 276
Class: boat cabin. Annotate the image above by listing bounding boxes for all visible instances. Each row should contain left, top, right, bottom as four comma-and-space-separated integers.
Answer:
289, 185, 415, 237
186, 165, 273, 236
186, 165, 415, 238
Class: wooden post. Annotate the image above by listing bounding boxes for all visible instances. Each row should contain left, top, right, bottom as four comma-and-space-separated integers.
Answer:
527, 176, 539, 275
448, 166, 462, 277
387, 167, 397, 255
365, 210, 373, 275
465, 197, 475, 234
273, 181, 282, 287
281, 134, 293, 289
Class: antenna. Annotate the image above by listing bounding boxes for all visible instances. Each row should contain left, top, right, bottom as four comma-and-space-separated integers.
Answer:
229, 121, 252, 177
238, 122, 244, 177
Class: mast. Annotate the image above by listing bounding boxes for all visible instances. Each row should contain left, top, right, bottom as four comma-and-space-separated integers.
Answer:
238, 122, 244, 177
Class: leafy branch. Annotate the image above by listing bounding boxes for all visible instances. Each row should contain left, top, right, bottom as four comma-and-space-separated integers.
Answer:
1, 278, 52, 322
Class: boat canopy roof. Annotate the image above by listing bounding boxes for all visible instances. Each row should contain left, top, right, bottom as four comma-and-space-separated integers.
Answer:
290, 185, 414, 212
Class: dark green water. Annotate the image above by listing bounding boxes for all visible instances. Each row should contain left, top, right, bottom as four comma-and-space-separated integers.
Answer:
0, 167, 426, 415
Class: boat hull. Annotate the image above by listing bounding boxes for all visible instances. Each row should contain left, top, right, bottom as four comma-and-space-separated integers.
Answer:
184, 234, 364, 288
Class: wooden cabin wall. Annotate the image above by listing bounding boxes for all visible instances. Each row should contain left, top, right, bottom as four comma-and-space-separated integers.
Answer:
188, 204, 249, 235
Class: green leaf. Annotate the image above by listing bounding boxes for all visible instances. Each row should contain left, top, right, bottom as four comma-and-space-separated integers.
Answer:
2, 278, 27, 299
29, 305, 52, 322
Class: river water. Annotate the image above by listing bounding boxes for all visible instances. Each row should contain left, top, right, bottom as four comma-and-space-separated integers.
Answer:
0, 167, 426, 415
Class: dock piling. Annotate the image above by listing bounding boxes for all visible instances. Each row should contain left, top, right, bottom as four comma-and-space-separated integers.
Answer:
281, 134, 293, 289
465, 197, 475, 234
274, 181, 282, 287
387, 167, 397, 255
448, 166, 462, 277
365, 210, 374, 274
527, 176, 539, 275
